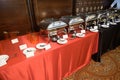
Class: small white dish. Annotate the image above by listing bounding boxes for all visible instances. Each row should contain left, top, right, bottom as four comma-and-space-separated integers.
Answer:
76, 33, 85, 37
110, 22, 117, 25
115, 19, 120, 23
90, 29, 98, 32
57, 38, 68, 44
115, 20, 120, 23
23, 47, 36, 54
101, 25, 109, 28
36, 43, 47, 49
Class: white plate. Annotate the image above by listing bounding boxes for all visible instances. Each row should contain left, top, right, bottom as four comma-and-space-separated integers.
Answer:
115, 20, 120, 23
76, 33, 85, 37
110, 22, 117, 25
57, 38, 68, 44
36, 43, 47, 49
90, 29, 99, 32
101, 25, 109, 28
0, 55, 9, 61
23, 47, 36, 54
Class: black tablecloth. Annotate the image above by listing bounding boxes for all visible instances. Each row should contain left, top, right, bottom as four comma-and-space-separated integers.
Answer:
92, 23, 120, 62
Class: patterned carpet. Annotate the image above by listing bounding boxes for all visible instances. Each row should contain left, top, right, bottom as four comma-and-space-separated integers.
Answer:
64, 46, 120, 80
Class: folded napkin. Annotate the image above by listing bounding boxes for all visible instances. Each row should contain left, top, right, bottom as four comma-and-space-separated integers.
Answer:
0, 55, 9, 67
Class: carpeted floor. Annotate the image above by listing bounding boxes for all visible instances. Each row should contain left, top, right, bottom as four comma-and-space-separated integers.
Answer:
64, 46, 120, 80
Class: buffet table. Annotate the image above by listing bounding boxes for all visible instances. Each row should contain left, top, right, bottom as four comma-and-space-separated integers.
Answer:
92, 23, 120, 62
0, 31, 99, 80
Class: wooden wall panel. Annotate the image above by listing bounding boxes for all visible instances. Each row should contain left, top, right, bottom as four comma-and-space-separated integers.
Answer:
33, 0, 73, 25
0, 0, 31, 40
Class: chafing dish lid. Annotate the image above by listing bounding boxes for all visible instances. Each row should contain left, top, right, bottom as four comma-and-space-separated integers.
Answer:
60, 16, 84, 25
97, 10, 107, 18
85, 14, 96, 21
39, 18, 67, 30
69, 17, 84, 25
47, 21, 67, 30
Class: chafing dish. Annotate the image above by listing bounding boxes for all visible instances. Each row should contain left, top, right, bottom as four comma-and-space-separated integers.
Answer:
39, 18, 67, 42
84, 13, 97, 29
96, 10, 108, 25
111, 9, 120, 22
96, 9, 120, 25
106, 9, 116, 22
60, 16, 84, 34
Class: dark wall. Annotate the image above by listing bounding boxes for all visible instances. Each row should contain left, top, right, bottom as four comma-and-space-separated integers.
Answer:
33, 0, 73, 25
102, 0, 114, 9
0, 0, 31, 40
0, 0, 73, 40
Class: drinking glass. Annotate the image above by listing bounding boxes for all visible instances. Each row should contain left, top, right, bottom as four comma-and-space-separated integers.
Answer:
27, 32, 39, 44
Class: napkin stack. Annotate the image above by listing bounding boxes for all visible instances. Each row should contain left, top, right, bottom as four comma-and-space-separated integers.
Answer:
0, 55, 9, 67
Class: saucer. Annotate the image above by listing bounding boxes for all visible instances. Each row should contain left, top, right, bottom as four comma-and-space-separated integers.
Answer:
110, 22, 117, 25
36, 43, 47, 49
23, 47, 36, 54
90, 29, 98, 32
101, 25, 109, 28
115, 20, 120, 23
76, 33, 85, 37
57, 38, 68, 44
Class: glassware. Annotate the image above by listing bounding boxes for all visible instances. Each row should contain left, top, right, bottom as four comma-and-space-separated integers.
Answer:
3, 31, 9, 40
27, 32, 39, 44
9, 31, 19, 39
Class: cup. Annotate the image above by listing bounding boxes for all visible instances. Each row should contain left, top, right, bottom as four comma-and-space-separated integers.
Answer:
94, 26, 98, 30
81, 30, 86, 34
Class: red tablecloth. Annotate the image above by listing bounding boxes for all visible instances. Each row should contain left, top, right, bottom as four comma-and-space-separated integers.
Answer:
0, 31, 99, 80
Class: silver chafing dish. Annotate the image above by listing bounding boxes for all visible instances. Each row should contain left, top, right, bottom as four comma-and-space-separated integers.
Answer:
39, 18, 67, 42
60, 16, 84, 34
109, 9, 120, 22
106, 9, 116, 23
96, 10, 108, 25
99, 9, 120, 24
97, 10, 108, 25
84, 13, 97, 29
